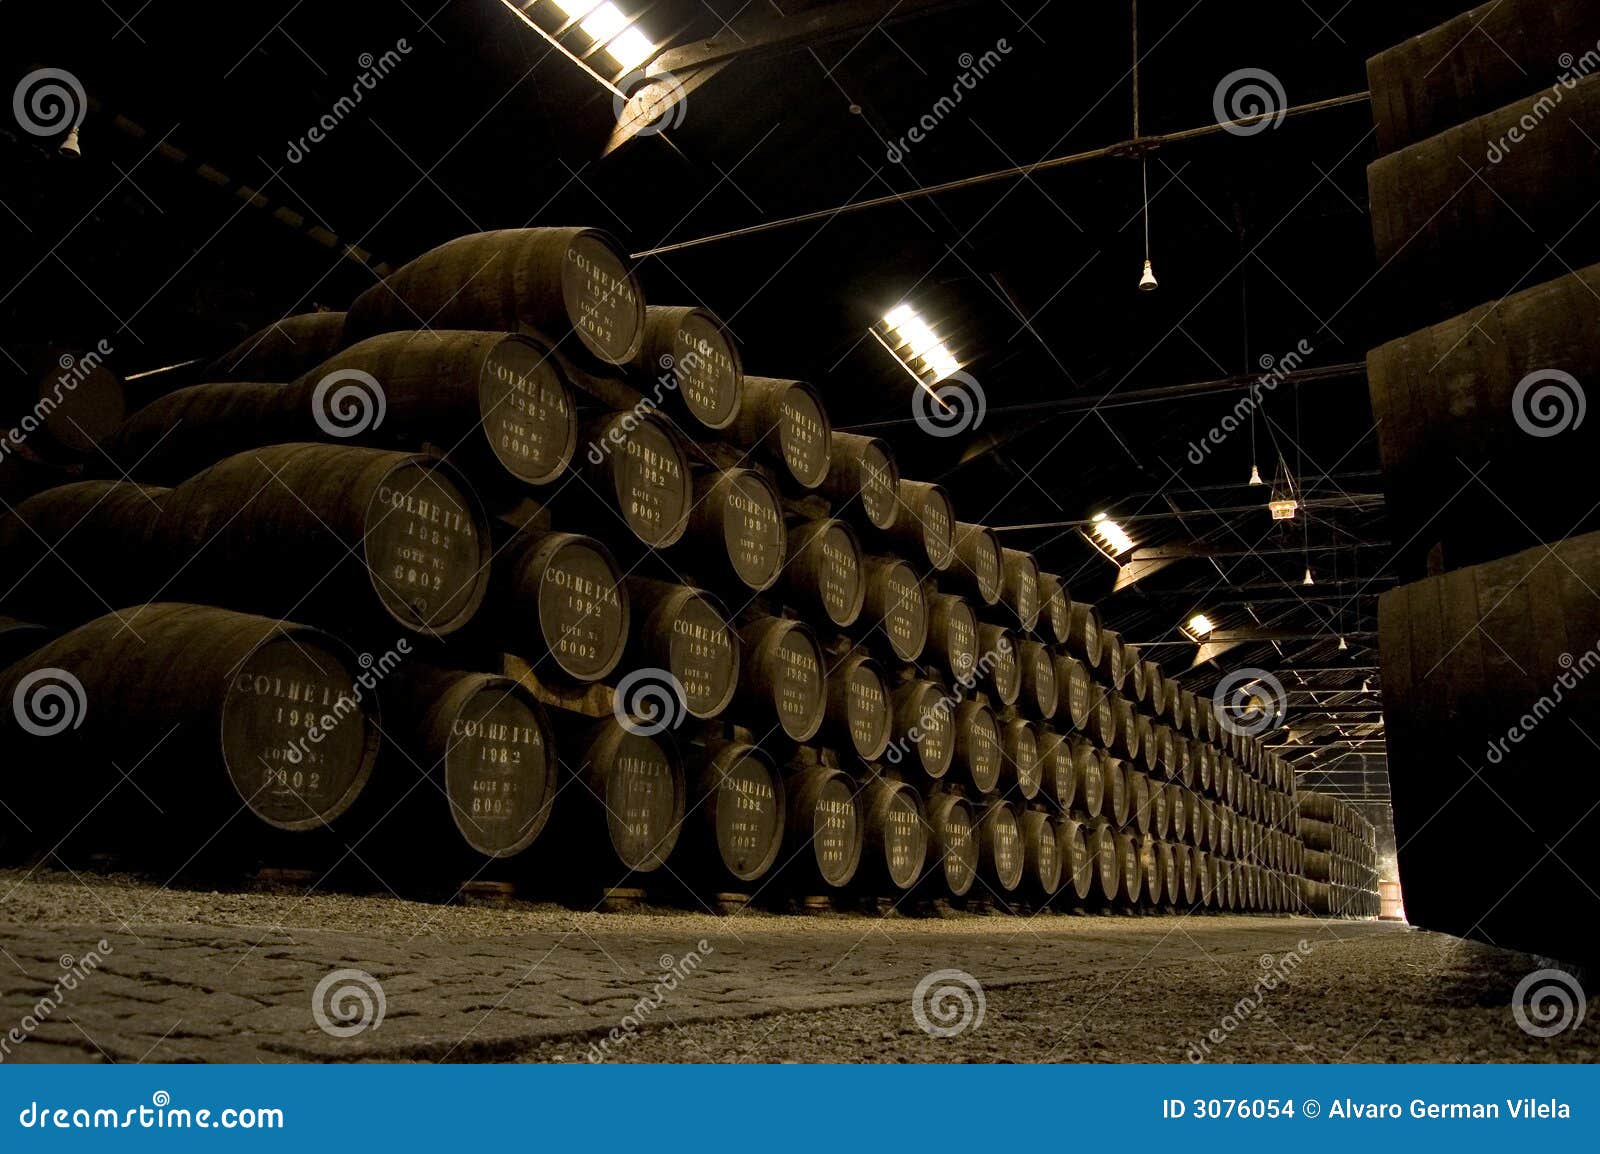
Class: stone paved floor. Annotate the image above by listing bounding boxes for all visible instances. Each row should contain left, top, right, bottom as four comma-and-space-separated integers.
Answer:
0, 869, 1587, 1063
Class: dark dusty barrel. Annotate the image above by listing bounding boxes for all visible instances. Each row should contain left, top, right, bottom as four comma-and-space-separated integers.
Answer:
580, 411, 691, 548
1019, 640, 1058, 720
1037, 573, 1072, 645
735, 616, 826, 742
953, 699, 1002, 794
498, 531, 628, 683
1094, 628, 1127, 691
631, 305, 742, 431
104, 382, 313, 485
861, 555, 928, 663
784, 766, 863, 889
886, 479, 955, 571
1085, 680, 1118, 750
154, 444, 492, 638
1127, 768, 1153, 837
1035, 728, 1075, 811
1167, 783, 1188, 846
1124, 649, 1147, 707
1074, 739, 1107, 820
1368, 264, 1600, 568
951, 522, 1004, 606
1056, 816, 1093, 901
1056, 653, 1094, 731
782, 517, 864, 628
683, 741, 785, 886
824, 650, 891, 761
0, 605, 378, 841
1137, 837, 1161, 904
1066, 601, 1103, 667
625, 579, 739, 719
925, 791, 979, 897
1368, 74, 1600, 334
372, 668, 556, 859
860, 777, 929, 891
1149, 778, 1169, 841
562, 715, 684, 874
1115, 831, 1143, 905
204, 311, 348, 382
345, 227, 646, 369
732, 377, 831, 490
684, 467, 787, 592
1001, 547, 1040, 633
820, 432, 899, 531
998, 716, 1040, 801
1134, 715, 1159, 775
1142, 660, 1166, 718
889, 679, 955, 779
976, 800, 1024, 892
1110, 697, 1141, 762
23, 349, 125, 459
925, 592, 978, 685
1366, 0, 1600, 155
1297, 817, 1336, 853
1087, 818, 1120, 902
0, 481, 166, 627
1166, 682, 1188, 731
1018, 809, 1061, 896
977, 624, 1020, 706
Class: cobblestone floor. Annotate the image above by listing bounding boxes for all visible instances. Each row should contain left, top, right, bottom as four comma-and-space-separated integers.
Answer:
0, 869, 1588, 1063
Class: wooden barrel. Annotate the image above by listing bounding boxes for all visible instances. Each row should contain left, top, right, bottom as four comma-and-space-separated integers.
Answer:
782, 517, 864, 628
1175, 843, 1196, 906
1166, 682, 1188, 731
0, 616, 54, 672
1142, 660, 1167, 717
734, 616, 825, 742
951, 521, 1004, 605
1037, 572, 1072, 645
953, 699, 1002, 793
1124, 648, 1147, 707
1366, 0, 1600, 155
684, 467, 786, 592
1368, 75, 1600, 333
1192, 850, 1212, 907
1158, 840, 1178, 905
732, 377, 831, 490
1085, 681, 1118, 750
580, 411, 691, 547
204, 311, 348, 382
1167, 783, 1188, 845
631, 305, 742, 431
824, 650, 891, 761
106, 383, 309, 485
1094, 628, 1127, 691
20, 349, 126, 460
345, 227, 646, 368
925, 592, 978, 685
1103, 753, 1130, 827
925, 790, 979, 897
680, 741, 785, 885
1018, 808, 1061, 896
1000, 548, 1040, 633
784, 765, 863, 888
370, 667, 556, 859
861, 555, 928, 662
1298, 817, 1336, 853
300, 330, 578, 486
1136, 836, 1160, 904
625, 578, 738, 719
1056, 816, 1094, 901
0, 481, 166, 627
1114, 830, 1143, 905
497, 531, 628, 683
888, 678, 955, 779
1066, 601, 1103, 667
977, 624, 1020, 705
1055, 653, 1094, 731
1150, 724, 1176, 779
155, 445, 492, 638
1072, 738, 1106, 820
1133, 714, 1159, 774
1127, 768, 1153, 836
1087, 818, 1120, 902
886, 479, 955, 571
1035, 728, 1075, 811
1110, 696, 1141, 761
1149, 779, 1170, 840
0, 605, 379, 841
976, 800, 1024, 892
998, 716, 1040, 801
1018, 640, 1059, 720
860, 776, 929, 891
821, 433, 899, 531
558, 714, 685, 874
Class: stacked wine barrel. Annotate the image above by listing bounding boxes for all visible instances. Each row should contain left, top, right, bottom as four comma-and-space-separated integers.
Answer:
1367, 2, 1600, 958
1294, 792, 1378, 918
0, 225, 1320, 916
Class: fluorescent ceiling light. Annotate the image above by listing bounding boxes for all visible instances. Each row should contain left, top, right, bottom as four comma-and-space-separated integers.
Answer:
1090, 512, 1135, 557
1187, 613, 1215, 638
880, 304, 961, 385
579, 2, 627, 40
606, 26, 655, 69
551, 0, 603, 17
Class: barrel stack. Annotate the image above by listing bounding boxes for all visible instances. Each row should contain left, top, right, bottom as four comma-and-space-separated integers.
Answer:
0, 225, 1343, 917
1294, 791, 1378, 917
1366, 0, 1600, 960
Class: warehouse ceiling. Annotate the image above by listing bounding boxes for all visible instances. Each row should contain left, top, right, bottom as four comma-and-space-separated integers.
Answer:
2, 0, 1476, 802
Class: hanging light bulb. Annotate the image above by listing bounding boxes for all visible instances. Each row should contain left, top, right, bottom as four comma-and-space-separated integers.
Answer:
1302, 566, 1315, 586
1338, 636, 1349, 651
1361, 678, 1372, 693
59, 126, 81, 159
1139, 258, 1158, 292
1248, 463, 1264, 486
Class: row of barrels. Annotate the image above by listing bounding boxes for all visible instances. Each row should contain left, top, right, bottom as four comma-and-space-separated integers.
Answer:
1295, 790, 1380, 918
